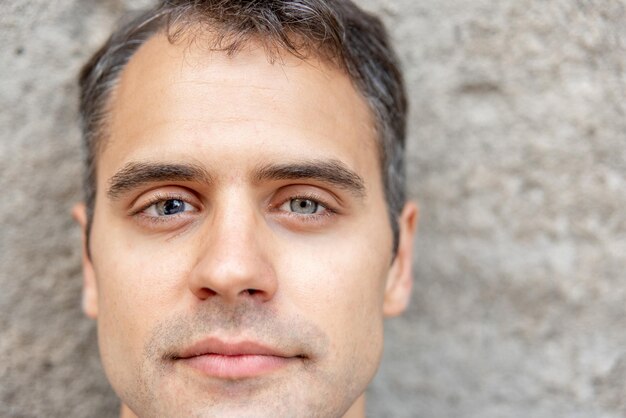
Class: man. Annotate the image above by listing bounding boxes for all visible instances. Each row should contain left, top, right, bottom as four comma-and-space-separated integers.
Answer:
72, 0, 418, 417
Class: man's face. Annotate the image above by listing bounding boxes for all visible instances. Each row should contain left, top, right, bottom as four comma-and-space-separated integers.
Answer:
76, 33, 416, 418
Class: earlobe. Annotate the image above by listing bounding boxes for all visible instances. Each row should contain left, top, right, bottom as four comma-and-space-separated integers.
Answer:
383, 201, 419, 317
72, 203, 99, 319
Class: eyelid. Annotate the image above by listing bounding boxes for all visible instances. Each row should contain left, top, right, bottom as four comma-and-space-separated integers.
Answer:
270, 187, 340, 216
130, 189, 201, 216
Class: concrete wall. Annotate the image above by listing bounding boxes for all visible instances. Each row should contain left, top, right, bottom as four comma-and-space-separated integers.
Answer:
1, 1, 625, 417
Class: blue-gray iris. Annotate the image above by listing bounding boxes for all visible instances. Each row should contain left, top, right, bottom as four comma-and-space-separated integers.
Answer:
290, 199, 318, 214
159, 199, 185, 215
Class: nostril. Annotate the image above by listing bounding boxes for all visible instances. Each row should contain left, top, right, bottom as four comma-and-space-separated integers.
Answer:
246, 289, 258, 296
197, 288, 217, 298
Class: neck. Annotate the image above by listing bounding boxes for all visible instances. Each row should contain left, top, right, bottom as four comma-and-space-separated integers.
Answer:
343, 393, 367, 418
120, 394, 366, 417
119, 404, 135, 418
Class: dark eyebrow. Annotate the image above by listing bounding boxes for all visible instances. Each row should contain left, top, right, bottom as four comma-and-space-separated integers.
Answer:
253, 159, 366, 198
107, 162, 212, 199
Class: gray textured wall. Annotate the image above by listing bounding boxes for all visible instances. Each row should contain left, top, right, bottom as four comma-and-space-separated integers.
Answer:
1, 1, 625, 417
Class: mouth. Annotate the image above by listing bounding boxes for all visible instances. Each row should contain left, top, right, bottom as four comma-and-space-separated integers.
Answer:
172, 337, 305, 379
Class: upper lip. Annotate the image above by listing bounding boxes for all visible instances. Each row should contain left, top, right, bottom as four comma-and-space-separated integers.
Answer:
175, 337, 294, 359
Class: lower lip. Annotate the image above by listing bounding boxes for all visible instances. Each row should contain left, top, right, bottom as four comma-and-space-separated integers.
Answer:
179, 354, 293, 379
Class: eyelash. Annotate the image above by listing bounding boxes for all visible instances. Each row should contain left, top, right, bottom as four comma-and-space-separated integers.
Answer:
131, 192, 196, 223
130, 191, 338, 228
273, 192, 337, 222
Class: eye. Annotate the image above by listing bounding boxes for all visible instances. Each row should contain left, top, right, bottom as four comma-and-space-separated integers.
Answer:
280, 198, 326, 215
143, 198, 197, 217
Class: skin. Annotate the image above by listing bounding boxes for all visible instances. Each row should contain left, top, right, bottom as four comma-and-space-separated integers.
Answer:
74, 31, 418, 418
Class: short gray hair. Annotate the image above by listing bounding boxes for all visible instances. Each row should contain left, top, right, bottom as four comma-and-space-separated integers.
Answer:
79, 0, 408, 249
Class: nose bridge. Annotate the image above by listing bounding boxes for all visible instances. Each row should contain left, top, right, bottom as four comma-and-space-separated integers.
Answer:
212, 190, 258, 250
188, 188, 277, 302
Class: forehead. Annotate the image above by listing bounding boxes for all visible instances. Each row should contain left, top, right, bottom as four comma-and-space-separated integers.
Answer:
99, 32, 381, 183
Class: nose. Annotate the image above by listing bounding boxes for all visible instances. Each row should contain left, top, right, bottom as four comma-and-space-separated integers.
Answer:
188, 199, 278, 304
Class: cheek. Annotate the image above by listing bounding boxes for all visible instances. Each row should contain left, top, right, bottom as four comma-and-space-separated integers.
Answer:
90, 221, 194, 391
94, 237, 192, 332
277, 229, 391, 361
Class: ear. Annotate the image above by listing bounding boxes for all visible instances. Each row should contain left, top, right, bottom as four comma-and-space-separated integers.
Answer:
383, 201, 419, 317
72, 203, 98, 319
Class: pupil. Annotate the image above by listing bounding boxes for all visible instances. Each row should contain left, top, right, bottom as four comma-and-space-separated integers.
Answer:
163, 199, 184, 215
